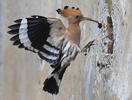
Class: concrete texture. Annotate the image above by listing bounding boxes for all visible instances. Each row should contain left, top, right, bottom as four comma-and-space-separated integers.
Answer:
0, 0, 132, 100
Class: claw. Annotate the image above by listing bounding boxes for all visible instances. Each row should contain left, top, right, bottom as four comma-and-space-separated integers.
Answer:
81, 40, 95, 55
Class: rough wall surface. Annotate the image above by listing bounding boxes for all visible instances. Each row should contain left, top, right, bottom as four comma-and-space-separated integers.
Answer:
0, 0, 132, 100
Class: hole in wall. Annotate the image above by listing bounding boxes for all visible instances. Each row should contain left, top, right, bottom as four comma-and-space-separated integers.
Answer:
107, 16, 113, 40
107, 16, 114, 54
107, 16, 113, 29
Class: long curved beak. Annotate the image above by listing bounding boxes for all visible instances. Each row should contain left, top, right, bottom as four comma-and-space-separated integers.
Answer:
82, 17, 102, 28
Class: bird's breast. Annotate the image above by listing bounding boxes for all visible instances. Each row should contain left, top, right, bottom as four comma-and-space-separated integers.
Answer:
60, 40, 79, 67
66, 24, 81, 46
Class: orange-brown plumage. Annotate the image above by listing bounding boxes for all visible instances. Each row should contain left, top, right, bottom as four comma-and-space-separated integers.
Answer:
61, 7, 82, 17
61, 6, 83, 24
56, 6, 84, 46
66, 23, 81, 45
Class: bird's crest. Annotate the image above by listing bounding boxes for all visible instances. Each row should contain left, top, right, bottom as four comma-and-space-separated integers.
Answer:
56, 6, 83, 23
56, 6, 83, 18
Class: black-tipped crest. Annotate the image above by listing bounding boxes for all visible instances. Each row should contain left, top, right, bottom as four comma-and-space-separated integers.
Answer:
56, 9, 61, 14
64, 6, 68, 9
72, 7, 75, 9
76, 8, 79, 10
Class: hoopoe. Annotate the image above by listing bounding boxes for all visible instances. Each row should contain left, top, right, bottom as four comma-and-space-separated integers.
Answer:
8, 6, 102, 95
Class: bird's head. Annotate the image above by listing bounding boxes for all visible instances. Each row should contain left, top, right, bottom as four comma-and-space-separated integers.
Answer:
56, 6, 83, 24
56, 6, 102, 28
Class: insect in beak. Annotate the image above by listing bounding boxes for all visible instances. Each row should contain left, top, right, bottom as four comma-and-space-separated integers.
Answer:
81, 17, 102, 28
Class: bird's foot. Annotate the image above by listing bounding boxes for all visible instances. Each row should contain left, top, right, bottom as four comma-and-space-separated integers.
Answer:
81, 40, 95, 56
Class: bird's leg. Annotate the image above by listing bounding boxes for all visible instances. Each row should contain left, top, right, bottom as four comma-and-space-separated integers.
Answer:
81, 40, 95, 56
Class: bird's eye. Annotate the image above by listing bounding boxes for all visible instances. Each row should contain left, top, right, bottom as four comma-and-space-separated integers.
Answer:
75, 15, 79, 18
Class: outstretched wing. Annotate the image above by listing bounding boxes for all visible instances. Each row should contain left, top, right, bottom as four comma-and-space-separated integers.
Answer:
8, 15, 65, 65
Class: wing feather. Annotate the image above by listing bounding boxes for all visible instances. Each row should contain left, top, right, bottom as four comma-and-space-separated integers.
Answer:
8, 15, 65, 65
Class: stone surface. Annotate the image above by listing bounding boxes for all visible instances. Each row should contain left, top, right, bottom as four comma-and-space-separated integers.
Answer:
0, 0, 132, 100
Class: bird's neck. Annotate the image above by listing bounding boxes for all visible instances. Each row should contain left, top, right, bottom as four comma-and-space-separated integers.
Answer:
66, 23, 81, 45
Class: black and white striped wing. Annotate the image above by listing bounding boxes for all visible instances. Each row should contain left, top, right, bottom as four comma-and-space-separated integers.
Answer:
8, 15, 64, 65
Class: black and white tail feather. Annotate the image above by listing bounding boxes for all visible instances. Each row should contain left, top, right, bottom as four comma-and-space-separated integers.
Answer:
8, 15, 78, 95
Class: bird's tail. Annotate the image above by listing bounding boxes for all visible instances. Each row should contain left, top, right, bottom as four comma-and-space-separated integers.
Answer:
43, 66, 67, 94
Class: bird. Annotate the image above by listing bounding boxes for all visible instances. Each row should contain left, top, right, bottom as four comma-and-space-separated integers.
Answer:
8, 6, 102, 95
